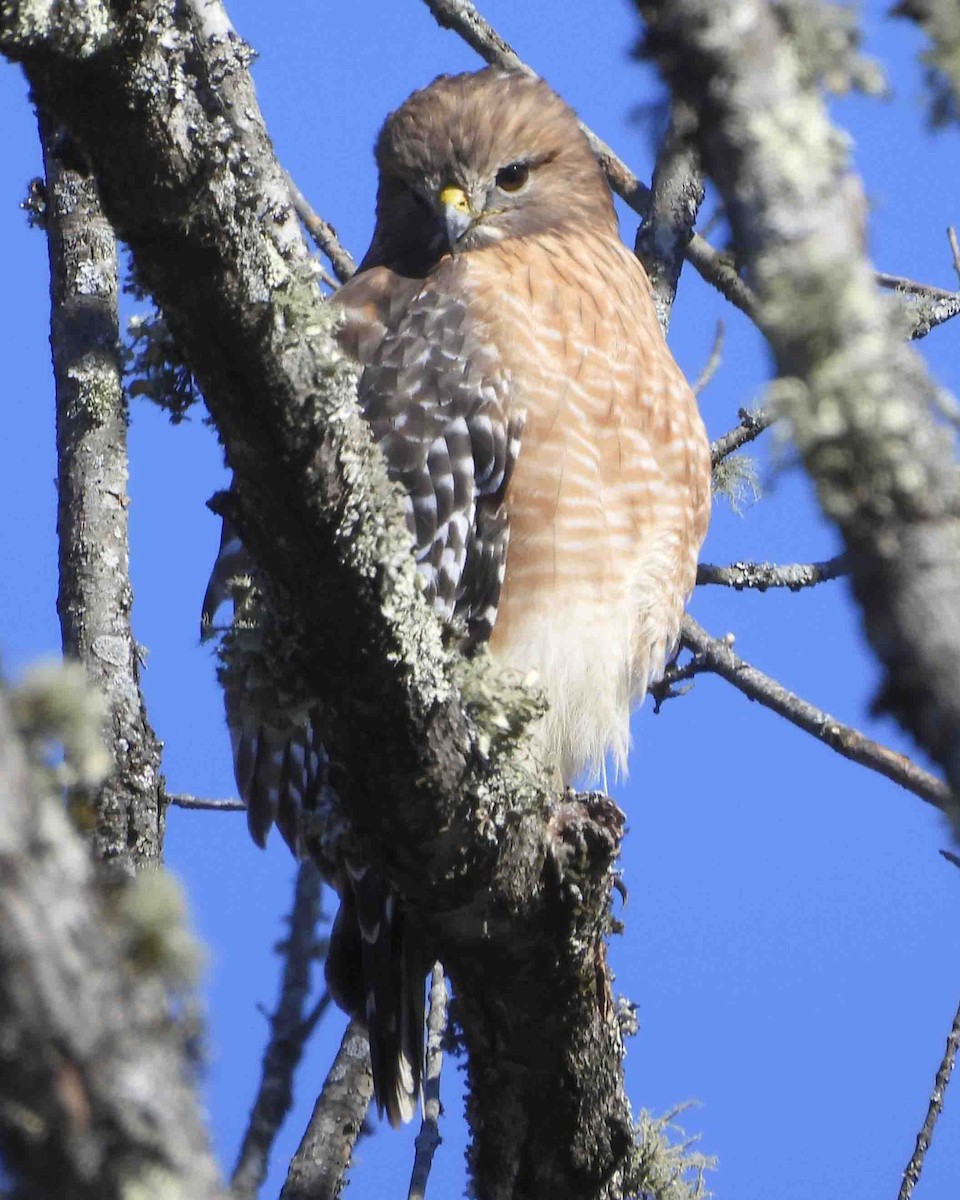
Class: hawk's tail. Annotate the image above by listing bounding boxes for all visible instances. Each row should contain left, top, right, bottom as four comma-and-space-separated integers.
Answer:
227, 711, 426, 1125
202, 510, 425, 1123
327, 861, 425, 1128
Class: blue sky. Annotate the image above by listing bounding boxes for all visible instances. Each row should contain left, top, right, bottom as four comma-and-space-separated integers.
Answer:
2, 1, 959, 1197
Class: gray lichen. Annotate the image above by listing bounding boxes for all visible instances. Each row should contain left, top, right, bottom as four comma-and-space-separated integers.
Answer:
774, 0, 888, 96
624, 1105, 715, 1200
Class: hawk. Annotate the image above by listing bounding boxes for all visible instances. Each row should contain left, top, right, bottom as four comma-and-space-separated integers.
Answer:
204, 68, 711, 1126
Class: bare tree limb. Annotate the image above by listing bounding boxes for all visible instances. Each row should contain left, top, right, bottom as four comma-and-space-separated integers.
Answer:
696, 555, 847, 591
634, 101, 704, 336
710, 408, 775, 466
408, 963, 448, 1200
0, 686, 226, 1199
282, 169, 356, 285
683, 233, 757, 317
678, 616, 952, 812
280, 1019, 374, 1200
166, 792, 246, 811
948, 225, 960, 284
40, 117, 163, 876
231, 861, 327, 1200
692, 320, 725, 396
876, 271, 959, 300
898, 995, 960, 1200
639, 0, 960, 809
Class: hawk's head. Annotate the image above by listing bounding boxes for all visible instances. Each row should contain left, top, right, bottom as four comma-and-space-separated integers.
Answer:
364, 68, 617, 275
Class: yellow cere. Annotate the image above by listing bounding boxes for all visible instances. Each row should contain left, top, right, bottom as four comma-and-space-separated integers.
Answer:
439, 185, 471, 214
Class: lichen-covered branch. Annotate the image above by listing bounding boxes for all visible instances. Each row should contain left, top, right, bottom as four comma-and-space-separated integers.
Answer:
696, 555, 846, 591
877, 270, 960, 340
678, 616, 951, 812
0, 684, 226, 1199
231, 861, 326, 1200
2, 3, 633, 1194
638, 0, 960, 811
40, 118, 164, 875
280, 1019, 374, 1200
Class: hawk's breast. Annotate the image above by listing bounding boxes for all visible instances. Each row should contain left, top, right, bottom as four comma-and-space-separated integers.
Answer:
461, 232, 711, 784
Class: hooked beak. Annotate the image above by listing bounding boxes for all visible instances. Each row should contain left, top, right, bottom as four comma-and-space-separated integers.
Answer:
439, 184, 475, 248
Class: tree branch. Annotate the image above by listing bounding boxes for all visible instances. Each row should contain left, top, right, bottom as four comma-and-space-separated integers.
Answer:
166, 792, 246, 812
407, 963, 448, 1200
40, 117, 164, 875
639, 0, 960, 810
678, 616, 951, 813
231, 862, 327, 1200
898, 995, 960, 1200
280, 1019, 374, 1200
282, 169, 356, 285
692, 320, 725, 396
634, 101, 704, 336
0, 685, 226, 1198
710, 408, 775, 467
877, 270, 960, 340
2, 3, 633, 1193
696, 555, 847, 591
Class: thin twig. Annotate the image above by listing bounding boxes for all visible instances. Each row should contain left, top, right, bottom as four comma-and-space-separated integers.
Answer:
710, 408, 775, 466
418, 0, 758, 319
679, 615, 952, 812
283, 169, 356, 284
948, 226, 960, 286
696, 555, 847, 591
898, 997, 960, 1200
280, 1019, 374, 1200
877, 271, 960, 339
408, 963, 448, 1200
231, 861, 327, 1200
166, 792, 245, 811
693, 320, 725, 396
875, 271, 959, 301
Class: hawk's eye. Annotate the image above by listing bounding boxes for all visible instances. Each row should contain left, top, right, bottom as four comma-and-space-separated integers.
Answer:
495, 162, 530, 193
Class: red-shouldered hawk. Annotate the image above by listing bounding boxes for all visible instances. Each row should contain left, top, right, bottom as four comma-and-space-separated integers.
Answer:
204, 68, 710, 1127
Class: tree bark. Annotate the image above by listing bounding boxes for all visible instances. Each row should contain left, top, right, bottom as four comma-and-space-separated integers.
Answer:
0, 687, 226, 1199
41, 116, 164, 876
638, 0, 960, 811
